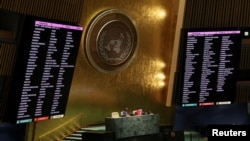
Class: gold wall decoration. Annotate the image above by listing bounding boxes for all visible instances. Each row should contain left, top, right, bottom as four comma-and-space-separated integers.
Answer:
72, 0, 179, 128
85, 9, 138, 73
1, 0, 180, 140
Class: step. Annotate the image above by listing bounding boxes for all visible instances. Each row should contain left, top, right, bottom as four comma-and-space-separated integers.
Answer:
63, 136, 82, 140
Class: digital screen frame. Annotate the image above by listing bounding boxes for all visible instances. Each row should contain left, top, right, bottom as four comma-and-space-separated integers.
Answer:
177, 28, 242, 107
3, 15, 83, 124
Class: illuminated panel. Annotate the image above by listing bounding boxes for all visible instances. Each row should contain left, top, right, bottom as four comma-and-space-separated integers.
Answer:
3, 16, 83, 124
180, 29, 241, 107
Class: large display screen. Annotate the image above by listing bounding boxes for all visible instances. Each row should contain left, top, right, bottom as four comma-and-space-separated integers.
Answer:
3, 15, 83, 124
178, 28, 242, 107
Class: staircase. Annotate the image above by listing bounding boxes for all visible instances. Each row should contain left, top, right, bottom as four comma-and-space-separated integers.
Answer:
62, 129, 85, 141
62, 125, 106, 141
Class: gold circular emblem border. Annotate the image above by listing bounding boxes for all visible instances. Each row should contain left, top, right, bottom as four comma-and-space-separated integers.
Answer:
85, 9, 138, 73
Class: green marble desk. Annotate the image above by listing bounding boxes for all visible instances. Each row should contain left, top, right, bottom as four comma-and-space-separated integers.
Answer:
105, 114, 160, 139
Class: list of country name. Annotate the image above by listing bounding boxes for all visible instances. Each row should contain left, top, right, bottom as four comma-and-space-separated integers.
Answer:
182, 31, 240, 104
17, 23, 76, 119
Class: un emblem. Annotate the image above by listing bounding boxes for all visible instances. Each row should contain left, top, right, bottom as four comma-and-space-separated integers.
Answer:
85, 9, 138, 73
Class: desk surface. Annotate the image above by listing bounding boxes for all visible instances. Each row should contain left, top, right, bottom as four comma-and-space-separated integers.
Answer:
105, 114, 160, 139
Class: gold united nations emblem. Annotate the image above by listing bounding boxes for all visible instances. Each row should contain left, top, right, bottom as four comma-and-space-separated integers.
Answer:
85, 9, 138, 73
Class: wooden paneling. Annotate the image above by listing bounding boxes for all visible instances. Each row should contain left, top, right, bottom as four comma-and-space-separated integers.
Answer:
0, 0, 84, 22
184, 0, 250, 28
0, 43, 16, 75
